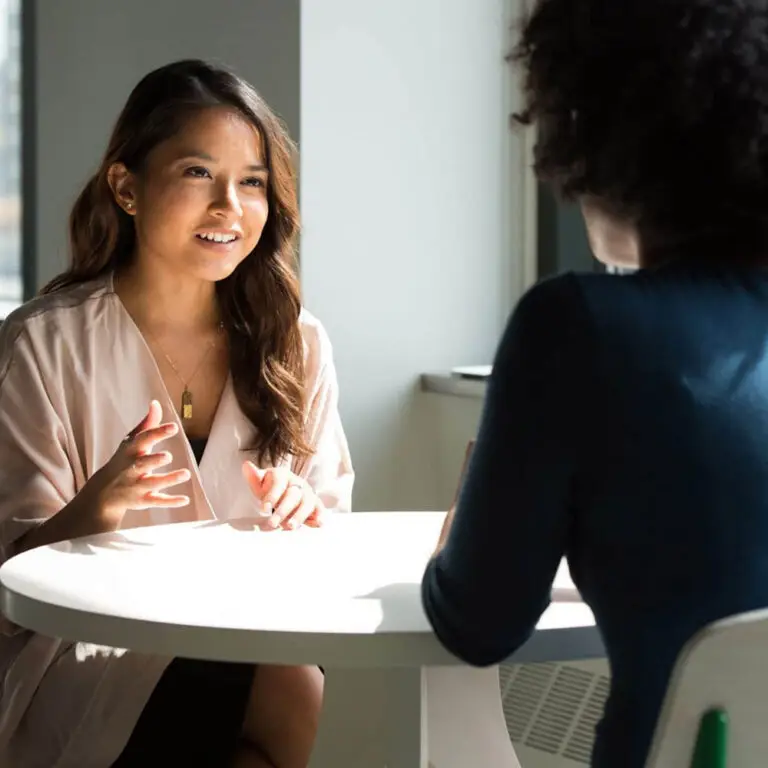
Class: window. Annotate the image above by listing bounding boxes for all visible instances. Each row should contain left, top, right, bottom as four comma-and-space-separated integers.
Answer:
536, 184, 599, 280
0, 0, 22, 316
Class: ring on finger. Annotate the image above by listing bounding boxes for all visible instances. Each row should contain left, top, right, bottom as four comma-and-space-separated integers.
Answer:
285, 497, 315, 528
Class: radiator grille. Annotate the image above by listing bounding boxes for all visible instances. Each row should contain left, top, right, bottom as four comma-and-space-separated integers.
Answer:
500, 662, 610, 765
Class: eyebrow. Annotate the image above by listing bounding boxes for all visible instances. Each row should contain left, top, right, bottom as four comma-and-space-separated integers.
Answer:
175, 151, 268, 173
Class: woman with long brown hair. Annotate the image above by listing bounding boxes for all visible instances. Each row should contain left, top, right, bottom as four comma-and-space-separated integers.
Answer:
0, 59, 353, 767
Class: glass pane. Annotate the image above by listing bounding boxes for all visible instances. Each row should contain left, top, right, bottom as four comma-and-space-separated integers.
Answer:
537, 183, 599, 279
0, 0, 21, 316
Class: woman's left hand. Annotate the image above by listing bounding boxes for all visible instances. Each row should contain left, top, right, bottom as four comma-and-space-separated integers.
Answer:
243, 461, 326, 530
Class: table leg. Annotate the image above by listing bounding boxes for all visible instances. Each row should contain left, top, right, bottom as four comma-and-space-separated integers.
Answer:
310, 665, 520, 768
310, 667, 427, 767
425, 666, 522, 768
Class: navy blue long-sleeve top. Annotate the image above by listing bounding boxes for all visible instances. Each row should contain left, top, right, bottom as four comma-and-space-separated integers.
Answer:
422, 265, 768, 767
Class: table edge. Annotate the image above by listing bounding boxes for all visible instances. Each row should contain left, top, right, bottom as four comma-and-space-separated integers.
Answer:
1, 584, 604, 667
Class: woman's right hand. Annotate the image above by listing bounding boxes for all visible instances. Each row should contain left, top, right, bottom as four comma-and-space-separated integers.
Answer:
86, 400, 191, 526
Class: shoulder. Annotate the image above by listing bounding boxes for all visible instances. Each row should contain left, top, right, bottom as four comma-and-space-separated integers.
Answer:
0, 277, 114, 379
512, 269, 641, 316
490, 272, 604, 396
299, 307, 335, 374
549, 268, 697, 343
496, 268, 682, 387
514, 272, 586, 316
504, 270, 651, 347
1, 277, 112, 340
501, 272, 593, 350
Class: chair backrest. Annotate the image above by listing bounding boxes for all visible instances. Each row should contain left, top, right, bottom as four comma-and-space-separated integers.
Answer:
645, 607, 768, 767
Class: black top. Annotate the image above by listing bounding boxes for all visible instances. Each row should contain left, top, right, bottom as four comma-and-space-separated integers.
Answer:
188, 437, 207, 465
422, 265, 768, 767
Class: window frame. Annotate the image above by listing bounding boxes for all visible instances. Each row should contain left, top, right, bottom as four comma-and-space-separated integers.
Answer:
21, 0, 35, 300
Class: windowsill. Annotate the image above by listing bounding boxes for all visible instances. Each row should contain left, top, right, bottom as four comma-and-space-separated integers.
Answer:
420, 373, 488, 399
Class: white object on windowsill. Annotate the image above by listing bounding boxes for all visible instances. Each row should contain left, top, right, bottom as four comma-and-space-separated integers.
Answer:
420, 372, 488, 398
450, 365, 492, 380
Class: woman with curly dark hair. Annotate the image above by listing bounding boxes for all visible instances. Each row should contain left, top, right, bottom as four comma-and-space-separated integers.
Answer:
422, 1, 768, 765
0, 60, 352, 767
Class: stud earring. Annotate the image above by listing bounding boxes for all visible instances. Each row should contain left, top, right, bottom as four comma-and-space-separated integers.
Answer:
125, 202, 134, 211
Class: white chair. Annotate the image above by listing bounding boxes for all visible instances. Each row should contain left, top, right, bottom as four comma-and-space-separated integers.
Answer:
645, 607, 768, 768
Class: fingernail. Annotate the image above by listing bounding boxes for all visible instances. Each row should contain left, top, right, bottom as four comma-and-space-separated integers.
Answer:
286, 519, 296, 529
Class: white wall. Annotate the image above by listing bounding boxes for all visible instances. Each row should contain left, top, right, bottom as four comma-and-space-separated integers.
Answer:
301, 0, 526, 510
34, 0, 299, 287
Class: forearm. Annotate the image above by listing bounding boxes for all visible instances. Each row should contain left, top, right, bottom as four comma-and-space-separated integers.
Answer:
434, 440, 474, 556
15, 490, 118, 555
433, 507, 456, 557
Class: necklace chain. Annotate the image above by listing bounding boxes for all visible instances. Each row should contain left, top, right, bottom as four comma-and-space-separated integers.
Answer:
146, 322, 224, 421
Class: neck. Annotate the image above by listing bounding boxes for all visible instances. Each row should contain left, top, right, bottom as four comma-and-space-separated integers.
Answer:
116, 259, 221, 334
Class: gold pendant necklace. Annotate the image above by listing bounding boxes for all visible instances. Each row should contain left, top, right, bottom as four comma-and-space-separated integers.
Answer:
181, 388, 194, 420
147, 323, 224, 421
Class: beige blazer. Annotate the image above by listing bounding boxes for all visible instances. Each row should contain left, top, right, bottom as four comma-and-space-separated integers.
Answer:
0, 275, 354, 767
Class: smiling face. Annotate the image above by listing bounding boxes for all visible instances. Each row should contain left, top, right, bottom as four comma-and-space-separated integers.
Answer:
108, 106, 269, 283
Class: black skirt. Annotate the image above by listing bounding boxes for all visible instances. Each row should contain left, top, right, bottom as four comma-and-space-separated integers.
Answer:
111, 657, 255, 767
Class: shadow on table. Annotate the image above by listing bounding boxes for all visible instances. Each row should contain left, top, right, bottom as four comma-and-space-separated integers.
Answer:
193, 517, 273, 532
48, 533, 155, 555
46, 517, 283, 556
356, 582, 426, 632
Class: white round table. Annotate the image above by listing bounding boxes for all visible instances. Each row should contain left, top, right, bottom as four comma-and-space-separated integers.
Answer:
0, 512, 601, 768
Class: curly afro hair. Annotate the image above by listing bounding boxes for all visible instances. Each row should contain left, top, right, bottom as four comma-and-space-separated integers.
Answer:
514, 0, 768, 257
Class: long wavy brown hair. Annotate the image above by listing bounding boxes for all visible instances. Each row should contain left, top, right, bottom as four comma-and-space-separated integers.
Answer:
42, 59, 311, 466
